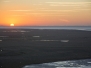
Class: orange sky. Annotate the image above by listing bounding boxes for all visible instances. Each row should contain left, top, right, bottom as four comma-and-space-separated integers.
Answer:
0, 0, 91, 26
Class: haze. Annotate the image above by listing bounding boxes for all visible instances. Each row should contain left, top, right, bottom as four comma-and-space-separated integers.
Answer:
0, 0, 91, 26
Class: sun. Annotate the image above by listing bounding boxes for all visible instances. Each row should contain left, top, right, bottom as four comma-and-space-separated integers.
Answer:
10, 23, 14, 26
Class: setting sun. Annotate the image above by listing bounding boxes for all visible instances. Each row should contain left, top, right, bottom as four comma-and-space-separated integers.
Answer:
0, 0, 91, 26
10, 24, 14, 26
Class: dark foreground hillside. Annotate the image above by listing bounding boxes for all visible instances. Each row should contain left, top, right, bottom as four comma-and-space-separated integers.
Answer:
0, 29, 91, 68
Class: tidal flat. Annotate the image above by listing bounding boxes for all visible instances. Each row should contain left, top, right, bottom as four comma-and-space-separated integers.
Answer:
0, 29, 91, 68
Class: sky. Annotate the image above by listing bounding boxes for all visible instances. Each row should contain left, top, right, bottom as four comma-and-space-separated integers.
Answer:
0, 0, 91, 26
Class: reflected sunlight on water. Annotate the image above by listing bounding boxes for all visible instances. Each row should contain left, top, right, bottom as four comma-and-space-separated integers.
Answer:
32, 40, 69, 42
33, 36, 40, 38
23, 59, 91, 68
0, 40, 2, 42
61, 40, 69, 42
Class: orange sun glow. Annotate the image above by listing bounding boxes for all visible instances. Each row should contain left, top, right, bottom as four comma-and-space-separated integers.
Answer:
10, 24, 14, 26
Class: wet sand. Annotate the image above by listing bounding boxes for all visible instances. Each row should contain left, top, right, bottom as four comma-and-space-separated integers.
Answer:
0, 29, 91, 68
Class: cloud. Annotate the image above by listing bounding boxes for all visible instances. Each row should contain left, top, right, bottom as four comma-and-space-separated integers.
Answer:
26, 13, 42, 15
3, 0, 10, 2
9, 10, 33, 12
8, 9, 74, 13
11, 15, 25, 16
26, 12, 67, 17
39, 10, 74, 12
37, 8, 47, 10
46, 2, 91, 4
41, 15, 66, 16
33, 4, 42, 5
75, 9, 91, 11
50, 4, 82, 7
46, 2, 91, 7
45, 2, 91, 12
60, 19, 70, 23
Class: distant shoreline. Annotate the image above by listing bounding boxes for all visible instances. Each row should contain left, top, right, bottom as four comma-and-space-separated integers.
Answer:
0, 26, 91, 32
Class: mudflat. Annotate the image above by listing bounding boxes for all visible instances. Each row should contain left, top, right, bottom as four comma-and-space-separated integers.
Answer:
0, 29, 91, 68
